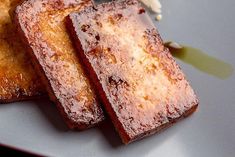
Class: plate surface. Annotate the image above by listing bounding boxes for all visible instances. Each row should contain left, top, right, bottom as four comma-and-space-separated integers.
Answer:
0, 0, 235, 156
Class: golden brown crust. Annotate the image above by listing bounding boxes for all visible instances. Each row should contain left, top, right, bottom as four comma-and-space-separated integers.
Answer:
15, 0, 104, 129
67, 0, 198, 143
0, 0, 44, 103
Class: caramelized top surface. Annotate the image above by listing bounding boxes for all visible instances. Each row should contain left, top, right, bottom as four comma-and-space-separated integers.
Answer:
16, 0, 104, 126
0, 0, 44, 102
70, 0, 198, 139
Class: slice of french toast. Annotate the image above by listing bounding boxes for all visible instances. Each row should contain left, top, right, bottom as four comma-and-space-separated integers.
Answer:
0, 0, 44, 103
15, 0, 104, 129
67, 0, 198, 143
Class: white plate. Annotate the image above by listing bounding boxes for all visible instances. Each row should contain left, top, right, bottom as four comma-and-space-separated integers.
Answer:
0, 0, 235, 156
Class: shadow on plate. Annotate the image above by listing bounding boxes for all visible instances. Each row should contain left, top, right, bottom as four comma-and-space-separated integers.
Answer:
31, 98, 196, 152
98, 119, 123, 147
97, 113, 197, 152
34, 99, 69, 132
104, 114, 197, 157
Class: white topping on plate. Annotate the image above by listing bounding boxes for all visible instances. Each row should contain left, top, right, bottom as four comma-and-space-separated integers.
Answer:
139, 0, 162, 13
139, 0, 162, 21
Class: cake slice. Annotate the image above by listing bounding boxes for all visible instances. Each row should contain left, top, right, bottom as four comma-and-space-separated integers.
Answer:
67, 0, 198, 143
0, 0, 44, 103
15, 0, 104, 129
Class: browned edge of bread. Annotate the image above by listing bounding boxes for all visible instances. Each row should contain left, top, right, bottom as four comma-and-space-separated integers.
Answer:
0, 94, 45, 104
14, 0, 104, 130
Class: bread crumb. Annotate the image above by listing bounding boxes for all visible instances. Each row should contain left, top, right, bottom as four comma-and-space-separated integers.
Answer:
165, 41, 183, 49
155, 14, 162, 21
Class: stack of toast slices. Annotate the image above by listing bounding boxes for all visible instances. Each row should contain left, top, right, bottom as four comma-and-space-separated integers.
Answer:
0, 0, 198, 144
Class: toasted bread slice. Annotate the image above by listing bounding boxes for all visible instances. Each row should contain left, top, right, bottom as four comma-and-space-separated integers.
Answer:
0, 0, 44, 103
67, 0, 198, 143
15, 0, 104, 129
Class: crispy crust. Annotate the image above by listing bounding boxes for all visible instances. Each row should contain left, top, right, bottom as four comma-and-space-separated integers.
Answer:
67, 0, 198, 143
0, 0, 45, 103
15, 0, 104, 129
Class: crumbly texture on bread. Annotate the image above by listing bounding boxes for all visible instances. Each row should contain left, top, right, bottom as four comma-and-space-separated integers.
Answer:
67, 0, 198, 143
15, 0, 104, 129
0, 0, 44, 103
